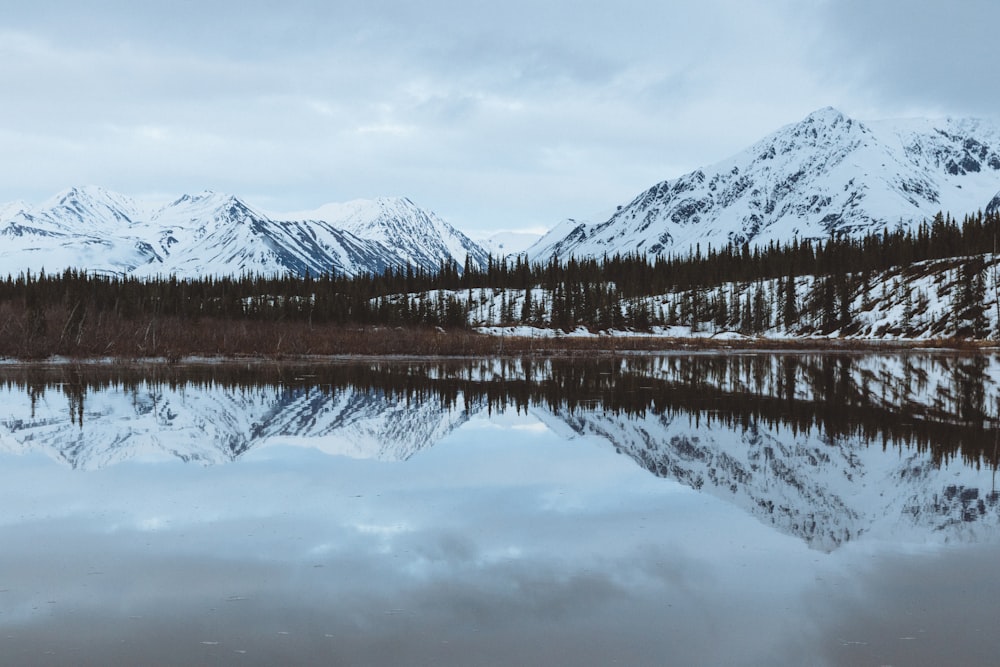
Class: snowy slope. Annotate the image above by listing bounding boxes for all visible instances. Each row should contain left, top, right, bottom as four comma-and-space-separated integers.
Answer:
31, 185, 148, 231
131, 192, 406, 278
523, 218, 591, 262
0, 188, 490, 279
0, 186, 162, 276
987, 190, 1000, 216
529, 107, 1000, 262
477, 230, 545, 258
0, 199, 29, 220
284, 197, 489, 273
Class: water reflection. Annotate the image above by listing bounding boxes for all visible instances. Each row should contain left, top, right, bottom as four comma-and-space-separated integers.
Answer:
1, 353, 1000, 552
2, 353, 1000, 666
6, 354, 1000, 459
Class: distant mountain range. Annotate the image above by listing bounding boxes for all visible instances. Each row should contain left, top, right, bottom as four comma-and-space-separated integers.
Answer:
3, 108, 1000, 278
527, 107, 1000, 262
475, 230, 545, 257
0, 186, 489, 278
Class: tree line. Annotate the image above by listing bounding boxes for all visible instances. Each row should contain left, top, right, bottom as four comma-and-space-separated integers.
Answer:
1, 209, 998, 336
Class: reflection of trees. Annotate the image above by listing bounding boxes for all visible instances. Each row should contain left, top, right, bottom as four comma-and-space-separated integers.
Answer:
62, 368, 86, 428
2, 353, 999, 468
953, 356, 987, 423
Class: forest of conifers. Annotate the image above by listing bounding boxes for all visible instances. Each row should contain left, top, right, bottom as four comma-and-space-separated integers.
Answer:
0, 209, 998, 357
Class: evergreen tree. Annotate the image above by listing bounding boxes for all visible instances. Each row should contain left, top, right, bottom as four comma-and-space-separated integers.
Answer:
953, 256, 987, 338
783, 272, 797, 331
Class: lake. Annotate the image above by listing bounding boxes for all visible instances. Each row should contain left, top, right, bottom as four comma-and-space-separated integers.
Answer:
1, 353, 999, 666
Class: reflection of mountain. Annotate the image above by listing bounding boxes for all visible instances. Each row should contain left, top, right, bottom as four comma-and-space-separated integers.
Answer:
249, 387, 475, 461
540, 406, 1000, 551
0, 384, 472, 469
1, 354, 999, 550
531, 353, 1000, 550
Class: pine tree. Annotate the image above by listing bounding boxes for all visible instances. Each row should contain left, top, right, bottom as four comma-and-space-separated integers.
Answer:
783, 273, 797, 332
953, 256, 987, 338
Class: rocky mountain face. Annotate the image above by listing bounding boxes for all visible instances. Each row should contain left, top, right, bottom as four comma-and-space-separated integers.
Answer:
528, 107, 1000, 262
0, 186, 489, 278
284, 197, 490, 273
7, 108, 998, 278
987, 190, 1000, 217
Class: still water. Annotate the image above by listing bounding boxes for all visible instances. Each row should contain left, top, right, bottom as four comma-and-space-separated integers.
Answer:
1, 353, 999, 666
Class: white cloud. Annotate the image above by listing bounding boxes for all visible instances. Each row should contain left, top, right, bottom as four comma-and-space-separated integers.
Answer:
0, 1, 996, 234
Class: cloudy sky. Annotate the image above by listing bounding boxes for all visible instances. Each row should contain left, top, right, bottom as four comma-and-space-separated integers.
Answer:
1, 0, 996, 236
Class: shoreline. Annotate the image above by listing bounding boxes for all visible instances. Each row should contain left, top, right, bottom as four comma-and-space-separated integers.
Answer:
1, 330, 997, 364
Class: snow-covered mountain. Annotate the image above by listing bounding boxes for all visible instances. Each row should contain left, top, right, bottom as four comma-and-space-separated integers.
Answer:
528, 107, 1000, 262
283, 197, 490, 272
477, 230, 545, 258
0, 199, 29, 220
131, 191, 407, 279
0, 186, 163, 276
0, 186, 489, 278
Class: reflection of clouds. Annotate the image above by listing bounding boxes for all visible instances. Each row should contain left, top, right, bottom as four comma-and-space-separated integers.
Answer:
0, 478, 916, 667
5, 377, 1000, 555
136, 516, 170, 532
801, 543, 1000, 666
353, 523, 413, 537
1, 397, 998, 665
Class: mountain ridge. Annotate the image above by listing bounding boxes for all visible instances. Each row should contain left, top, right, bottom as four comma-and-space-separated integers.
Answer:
0, 186, 488, 278
282, 196, 490, 272
527, 107, 1000, 262
6, 107, 1000, 277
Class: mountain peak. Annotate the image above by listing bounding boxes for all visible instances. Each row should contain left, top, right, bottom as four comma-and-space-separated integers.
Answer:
166, 190, 238, 207
0, 199, 30, 221
49, 184, 126, 206
528, 108, 1000, 261
0, 186, 491, 279
802, 106, 848, 124
282, 196, 490, 273
38, 185, 142, 229
158, 191, 260, 223
54, 184, 110, 200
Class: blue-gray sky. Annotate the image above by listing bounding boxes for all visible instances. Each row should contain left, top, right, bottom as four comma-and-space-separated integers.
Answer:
1, 0, 997, 234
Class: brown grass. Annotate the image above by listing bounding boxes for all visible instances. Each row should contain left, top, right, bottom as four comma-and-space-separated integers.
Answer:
0, 304, 996, 361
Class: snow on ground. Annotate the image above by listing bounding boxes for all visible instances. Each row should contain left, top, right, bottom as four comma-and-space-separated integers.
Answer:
396, 252, 1000, 342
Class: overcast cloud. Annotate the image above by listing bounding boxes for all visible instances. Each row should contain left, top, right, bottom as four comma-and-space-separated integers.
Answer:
1, 0, 996, 234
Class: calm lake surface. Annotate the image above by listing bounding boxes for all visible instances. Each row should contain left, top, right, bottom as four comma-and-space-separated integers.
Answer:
1, 353, 1000, 666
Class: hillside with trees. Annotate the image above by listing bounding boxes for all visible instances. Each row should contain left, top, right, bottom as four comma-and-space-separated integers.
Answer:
1, 210, 999, 358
